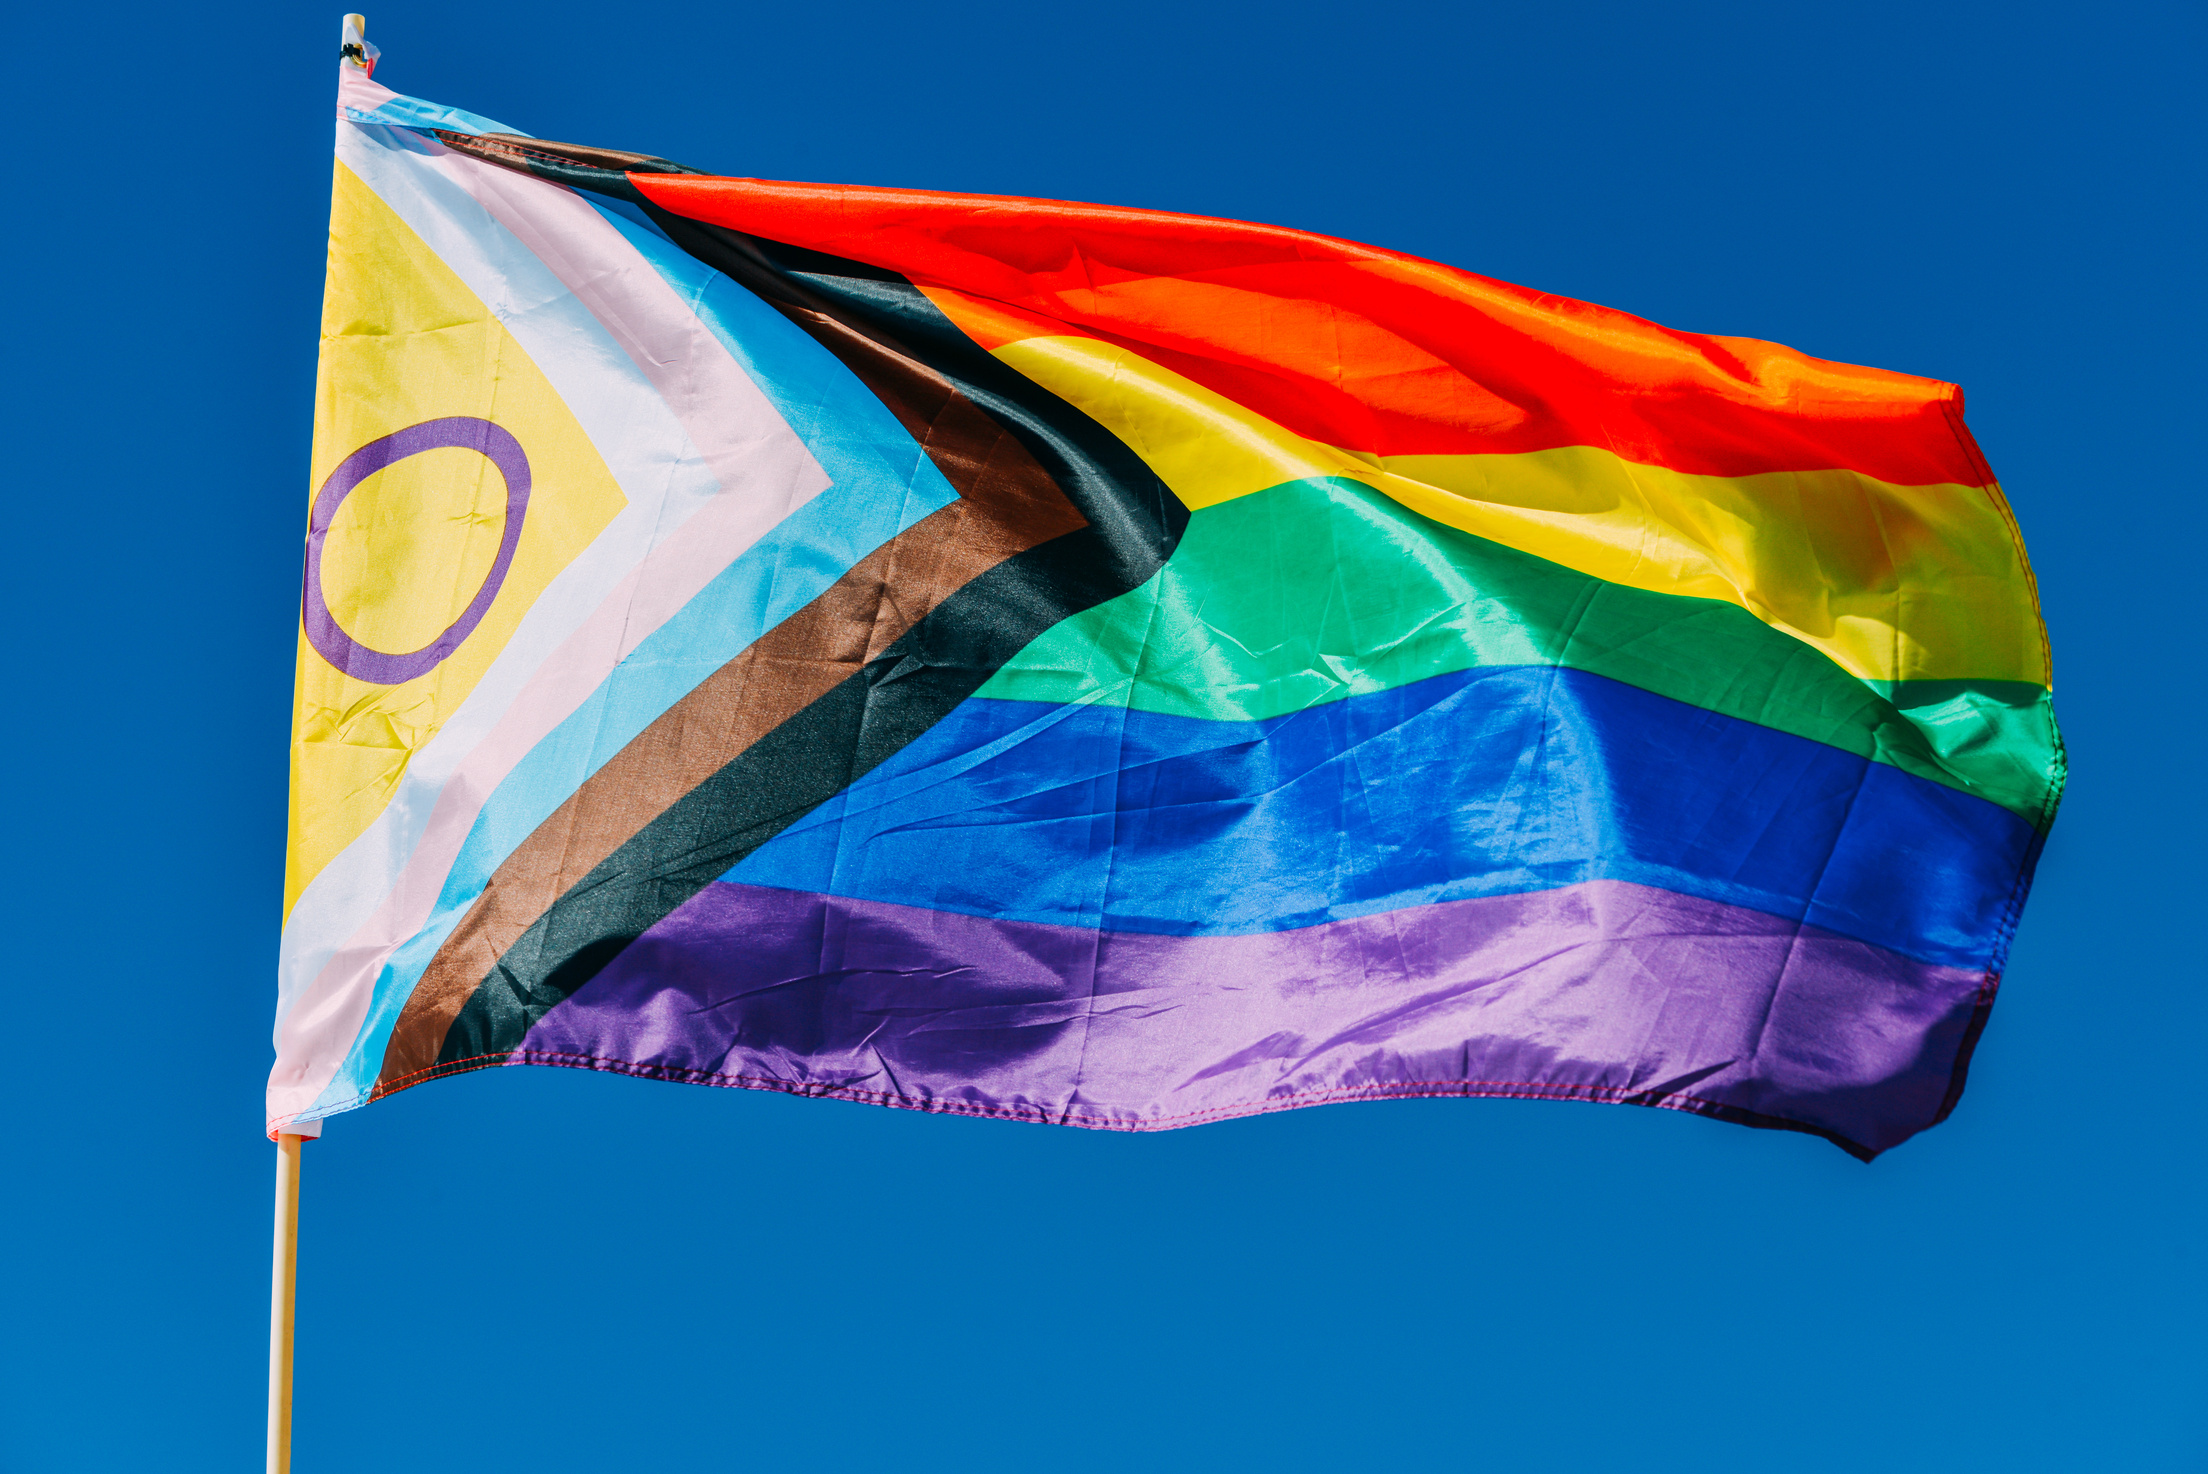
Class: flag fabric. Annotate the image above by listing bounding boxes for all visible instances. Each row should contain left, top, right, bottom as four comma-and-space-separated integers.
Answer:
273, 54, 2061, 1159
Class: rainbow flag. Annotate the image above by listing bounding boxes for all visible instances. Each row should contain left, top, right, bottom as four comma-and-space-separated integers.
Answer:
273, 53, 2060, 1159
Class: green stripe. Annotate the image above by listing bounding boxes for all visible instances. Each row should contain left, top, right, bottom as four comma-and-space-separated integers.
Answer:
980, 476, 2062, 825
1863, 679, 2064, 828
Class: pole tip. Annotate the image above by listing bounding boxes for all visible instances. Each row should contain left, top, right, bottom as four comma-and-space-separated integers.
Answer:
341, 14, 369, 68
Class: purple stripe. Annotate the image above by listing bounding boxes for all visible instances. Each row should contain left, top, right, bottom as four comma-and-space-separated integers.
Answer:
515, 880, 1994, 1157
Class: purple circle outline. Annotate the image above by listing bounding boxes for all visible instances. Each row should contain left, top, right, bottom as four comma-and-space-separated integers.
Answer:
303, 417, 531, 685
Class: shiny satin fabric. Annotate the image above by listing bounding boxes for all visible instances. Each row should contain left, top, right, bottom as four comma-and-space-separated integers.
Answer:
525, 880, 1989, 1158
275, 62, 2058, 1159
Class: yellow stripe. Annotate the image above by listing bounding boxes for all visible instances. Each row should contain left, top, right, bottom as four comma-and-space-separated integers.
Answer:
286, 163, 629, 918
992, 334, 2045, 685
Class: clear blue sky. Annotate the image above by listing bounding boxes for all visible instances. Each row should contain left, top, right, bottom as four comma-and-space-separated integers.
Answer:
3, 2, 2201, 1469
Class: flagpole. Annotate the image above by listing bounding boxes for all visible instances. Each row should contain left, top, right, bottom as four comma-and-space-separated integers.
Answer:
271, 19, 361, 1470
268, 1132, 306, 1474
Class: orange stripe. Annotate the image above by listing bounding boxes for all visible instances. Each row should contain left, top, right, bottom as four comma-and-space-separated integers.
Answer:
631, 173, 1991, 488
956, 322, 2044, 685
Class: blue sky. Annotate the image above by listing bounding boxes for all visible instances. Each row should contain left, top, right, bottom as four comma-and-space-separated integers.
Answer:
1, 2, 2201, 1469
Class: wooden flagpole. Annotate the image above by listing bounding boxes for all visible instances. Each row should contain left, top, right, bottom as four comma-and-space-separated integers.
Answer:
270, 19, 365, 1472
268, 1132, 306, 1474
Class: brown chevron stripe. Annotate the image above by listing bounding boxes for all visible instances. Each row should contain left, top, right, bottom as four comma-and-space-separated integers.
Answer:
373, 353, 1087, 1093
370, 135, 1177, 1089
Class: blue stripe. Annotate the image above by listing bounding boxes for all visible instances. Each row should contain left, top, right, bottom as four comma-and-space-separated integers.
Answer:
724, 668, 2035, 970
343, 88, 523, 138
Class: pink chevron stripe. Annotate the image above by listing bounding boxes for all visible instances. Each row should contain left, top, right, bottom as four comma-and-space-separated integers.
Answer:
269, 141, 823, 1123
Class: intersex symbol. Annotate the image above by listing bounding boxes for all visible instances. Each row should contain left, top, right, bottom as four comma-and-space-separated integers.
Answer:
303, 416, 531, 685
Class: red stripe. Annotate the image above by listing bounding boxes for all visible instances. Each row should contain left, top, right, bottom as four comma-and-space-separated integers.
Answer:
632, 174, 1990, 486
